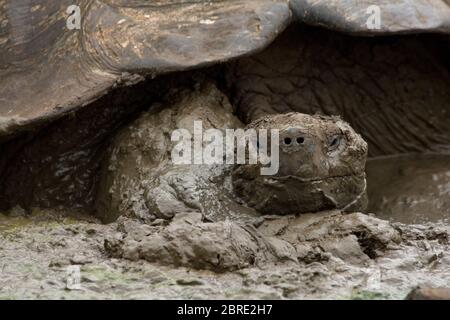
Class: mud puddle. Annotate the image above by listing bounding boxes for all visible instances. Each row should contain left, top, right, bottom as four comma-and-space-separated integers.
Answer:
367, 154, 450, 224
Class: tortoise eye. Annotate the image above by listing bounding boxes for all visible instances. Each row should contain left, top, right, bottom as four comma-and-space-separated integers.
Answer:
329, 135, 341, 150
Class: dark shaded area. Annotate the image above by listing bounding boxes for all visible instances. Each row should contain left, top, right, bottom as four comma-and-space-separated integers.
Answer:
226, 25, 450, 156
0, 68, 224, 212
366, 154, 450, 224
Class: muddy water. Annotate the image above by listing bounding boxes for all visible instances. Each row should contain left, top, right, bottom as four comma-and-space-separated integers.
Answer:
367, 154, 450, 224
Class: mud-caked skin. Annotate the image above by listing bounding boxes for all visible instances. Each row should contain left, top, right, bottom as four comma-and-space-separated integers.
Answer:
232, 113, 368, 215
96, 83, 368, 223
95, 82, 255, 224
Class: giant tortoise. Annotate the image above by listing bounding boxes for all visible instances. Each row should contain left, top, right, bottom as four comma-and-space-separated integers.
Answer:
0, 0, 449, 223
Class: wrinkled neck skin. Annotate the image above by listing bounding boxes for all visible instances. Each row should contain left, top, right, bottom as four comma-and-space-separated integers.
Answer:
232, 113, 368, 215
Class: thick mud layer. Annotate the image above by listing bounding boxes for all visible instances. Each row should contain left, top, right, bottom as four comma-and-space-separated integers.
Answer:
0, 210, 448, 300
95, 82, 369, 224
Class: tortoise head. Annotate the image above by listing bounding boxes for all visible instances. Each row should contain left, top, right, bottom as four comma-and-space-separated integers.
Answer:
232, 112, 368, 215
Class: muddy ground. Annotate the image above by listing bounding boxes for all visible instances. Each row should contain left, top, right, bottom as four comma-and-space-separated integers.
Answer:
0, 210, 448, 300
1, 153, 449, 300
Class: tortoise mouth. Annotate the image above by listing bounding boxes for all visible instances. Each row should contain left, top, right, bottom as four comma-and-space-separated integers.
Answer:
268, 172, 366, 184
240, 172, 368, 215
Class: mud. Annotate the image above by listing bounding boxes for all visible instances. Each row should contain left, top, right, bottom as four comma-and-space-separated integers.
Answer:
95, 81, 256, 224
0, 79, 448, 300
0, 209, 448, 300
233, 113, 368, 215
105, 211, 403, 272
0, 70, 221, 213
96, 82, 369, 224
0, 77, 448, 300
367, 154, 450, 225
1, 139, 449, 299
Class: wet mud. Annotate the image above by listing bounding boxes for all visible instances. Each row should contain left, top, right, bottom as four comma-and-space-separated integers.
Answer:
0, 209, 448, 300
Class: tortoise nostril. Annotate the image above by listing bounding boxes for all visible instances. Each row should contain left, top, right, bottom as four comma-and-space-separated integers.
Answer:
284, 137, 292, 145
296, 137, 304, 144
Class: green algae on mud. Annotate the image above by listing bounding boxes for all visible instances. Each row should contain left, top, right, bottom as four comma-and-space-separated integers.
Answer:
349, 290, 392, 300
0, 208, 97, 232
